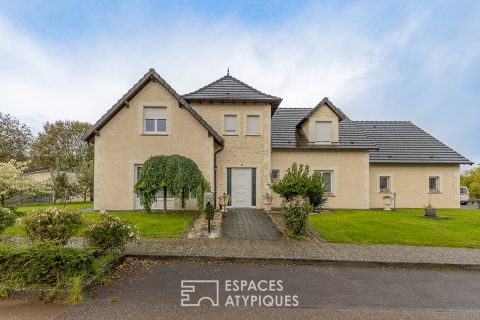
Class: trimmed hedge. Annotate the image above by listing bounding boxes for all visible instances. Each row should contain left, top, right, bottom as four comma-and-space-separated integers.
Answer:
0, 243, 97, 286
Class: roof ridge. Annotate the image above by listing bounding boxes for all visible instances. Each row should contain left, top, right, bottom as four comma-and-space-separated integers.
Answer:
183, 74, 230, 97
354, 120, 411, 123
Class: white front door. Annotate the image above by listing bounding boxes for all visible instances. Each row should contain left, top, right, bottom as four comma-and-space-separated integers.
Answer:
231, 168, 252, 207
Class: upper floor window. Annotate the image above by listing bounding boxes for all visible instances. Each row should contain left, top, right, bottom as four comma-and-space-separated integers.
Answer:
144, 107, 166, 133
379, 176, 391, 192
315, 121, 332, 144
429, 176, 440, 193
315, 170, 333, 193
246, 115, 260, 135
224, 115, 237, 135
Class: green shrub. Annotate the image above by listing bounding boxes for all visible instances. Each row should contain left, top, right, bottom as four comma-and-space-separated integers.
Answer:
272, 163, 327, 210
84, 211, 140, 251
0, 243, 97, 286
23, 207, 84, 245
281, 196, 312, 236
0, 207, 17, 234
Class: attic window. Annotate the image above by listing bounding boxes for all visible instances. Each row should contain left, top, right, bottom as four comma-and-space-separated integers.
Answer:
315, 121, 332, 144
144, 107, 167, 134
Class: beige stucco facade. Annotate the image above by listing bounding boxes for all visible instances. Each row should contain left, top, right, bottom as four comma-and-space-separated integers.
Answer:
301, 104, 340, 143
93, 81, 215, 210
271, 150, 370, 209
369, 164, 460, 209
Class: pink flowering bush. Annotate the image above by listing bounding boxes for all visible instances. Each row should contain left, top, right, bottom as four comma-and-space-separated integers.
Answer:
23, 208, 84, 245
84, 211, 140, 251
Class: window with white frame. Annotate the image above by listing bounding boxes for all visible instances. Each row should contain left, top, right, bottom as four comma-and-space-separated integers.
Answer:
379, 176, 391, 192
429, 176, 440, 193
246, 115, 260, 135
144, 107, 167, 133
224, 115, 237, 134
315, 121, 332, 144
315, 170, 333, 193
271, 169, 280, 181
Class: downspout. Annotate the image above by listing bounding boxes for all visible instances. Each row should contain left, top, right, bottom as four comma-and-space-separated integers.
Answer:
213, 144, 224, 209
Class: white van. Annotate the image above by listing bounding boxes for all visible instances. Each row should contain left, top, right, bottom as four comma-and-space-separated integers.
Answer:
460, 186, 469, 205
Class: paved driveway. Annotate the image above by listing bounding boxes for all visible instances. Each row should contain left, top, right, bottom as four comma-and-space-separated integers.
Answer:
222, 209, 281, 240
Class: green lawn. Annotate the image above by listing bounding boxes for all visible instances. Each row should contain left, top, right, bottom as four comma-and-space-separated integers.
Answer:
4, 202, 196, 238
309, 208, 480, 248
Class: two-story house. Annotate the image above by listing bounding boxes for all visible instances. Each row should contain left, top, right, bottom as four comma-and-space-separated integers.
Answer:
83, 68, 472, 211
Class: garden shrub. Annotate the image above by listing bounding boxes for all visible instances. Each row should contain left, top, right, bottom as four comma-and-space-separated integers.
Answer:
204, 201, 215, 220
84, 211, 140, 251
0, 207, 17, 234
23, 207, 84, 245
0, 243, 96, 286
272, 163, 327, 210
281, 195, 312, 236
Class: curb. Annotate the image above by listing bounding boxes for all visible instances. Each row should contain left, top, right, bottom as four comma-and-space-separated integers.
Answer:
125, 254, 480, 271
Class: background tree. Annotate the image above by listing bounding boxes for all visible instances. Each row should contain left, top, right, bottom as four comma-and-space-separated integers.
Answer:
29, 120, 92, 169
76, 160, 94, 202
49, 167, 80, 205
0, 160, 47, 207
134, 155, 209, 213
461, 165, 480, 200
0, 113, 33, 162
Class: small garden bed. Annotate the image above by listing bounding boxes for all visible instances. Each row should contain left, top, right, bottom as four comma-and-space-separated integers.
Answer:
0, 243, 122, 301
4, 204, 196, 238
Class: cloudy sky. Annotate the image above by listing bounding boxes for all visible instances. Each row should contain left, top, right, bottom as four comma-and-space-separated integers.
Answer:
0, 0, 478, 165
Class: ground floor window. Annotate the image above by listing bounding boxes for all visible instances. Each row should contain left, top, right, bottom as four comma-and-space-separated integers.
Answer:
379, 176, 391, 193
315, 170, 333, 193
271, 169, 280, 182
429, 176, 440, 193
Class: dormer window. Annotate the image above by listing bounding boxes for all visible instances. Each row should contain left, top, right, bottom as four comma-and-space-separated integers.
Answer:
144, 107, 167, 133
315, 121, 332, 144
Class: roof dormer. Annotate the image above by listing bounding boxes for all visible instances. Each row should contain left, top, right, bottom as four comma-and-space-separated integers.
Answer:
296, 97, 346, 144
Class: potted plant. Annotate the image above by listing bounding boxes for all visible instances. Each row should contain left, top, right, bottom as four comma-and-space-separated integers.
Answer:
424, 202, 437, 217
383, 194, 393, 211
263, 193, 273, 211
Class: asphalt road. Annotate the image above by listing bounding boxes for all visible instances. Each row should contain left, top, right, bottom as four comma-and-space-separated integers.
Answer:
47, 259, 480, 320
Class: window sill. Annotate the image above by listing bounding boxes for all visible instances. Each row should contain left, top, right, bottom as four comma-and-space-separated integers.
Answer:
379, 190, 391, 194
429, 191, 441, 194
224, 133, 238, 136
142, 132, 168, 136
246, 134, 261, 136
325, 192, 335, 197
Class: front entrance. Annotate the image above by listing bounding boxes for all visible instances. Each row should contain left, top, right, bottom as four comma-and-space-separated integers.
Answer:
228, 168, 256, 207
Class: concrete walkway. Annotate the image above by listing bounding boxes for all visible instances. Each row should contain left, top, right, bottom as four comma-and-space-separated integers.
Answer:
222, 208, 281, 240
126, 238, 480, 269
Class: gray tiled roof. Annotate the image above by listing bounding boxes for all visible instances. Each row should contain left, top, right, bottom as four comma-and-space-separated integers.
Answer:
183, 74, 282, 109
353, 121, 472, 164
83, 69, 224, 145
272, 108, 375, 150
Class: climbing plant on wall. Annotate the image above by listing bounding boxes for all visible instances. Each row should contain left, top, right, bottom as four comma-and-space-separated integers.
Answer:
134, 155, 210, 213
